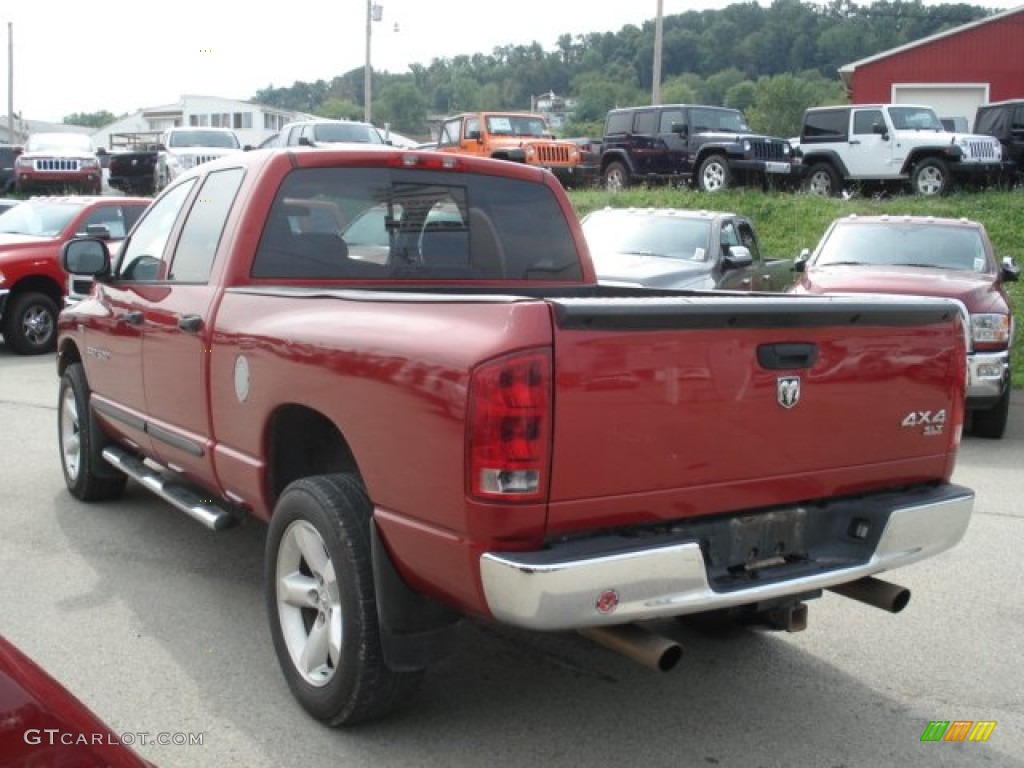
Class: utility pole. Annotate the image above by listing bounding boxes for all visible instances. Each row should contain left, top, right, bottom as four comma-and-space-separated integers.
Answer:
364, 3, 383, 123
7, 22, 13, 142
364, 0, 372, 122
652, 0, 664, 105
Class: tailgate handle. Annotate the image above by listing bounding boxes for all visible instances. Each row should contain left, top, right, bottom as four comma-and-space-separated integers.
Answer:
757, 343, 818, 370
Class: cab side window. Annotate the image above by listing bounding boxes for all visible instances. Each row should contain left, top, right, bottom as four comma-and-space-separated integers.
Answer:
118, 180, 197, 281
720, 221, 740, 253
167, 168, 244, 283
854, 110, 884, 135
80, 205, 130, 239
736, 221, 761, 263
438, 120, 461, 148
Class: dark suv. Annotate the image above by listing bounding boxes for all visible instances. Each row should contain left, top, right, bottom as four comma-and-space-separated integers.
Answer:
0, 144, 22, 194
598, 104, 798, 192
974, 99, 1024, 181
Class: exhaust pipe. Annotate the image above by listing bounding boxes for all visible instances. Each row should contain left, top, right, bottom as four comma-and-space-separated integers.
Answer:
828, 576, 911, 614
578, 624, 682, 672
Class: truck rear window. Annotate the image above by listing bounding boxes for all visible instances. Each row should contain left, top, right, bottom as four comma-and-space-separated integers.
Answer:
252, 167, 582, 282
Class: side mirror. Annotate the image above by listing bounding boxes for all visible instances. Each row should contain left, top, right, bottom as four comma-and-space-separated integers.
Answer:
243, 144, 253, 151
466, 129, 482, 142
62, 238, 112, 277
670, 121, 687, 135
722, 245, 753, 269
872, 123, 890, 141
298, 137, 314, 147
793, 248, 811, 272
1001, 256, 1020, 282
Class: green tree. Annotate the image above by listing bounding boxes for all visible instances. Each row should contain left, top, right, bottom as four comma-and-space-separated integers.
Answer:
723, 81, 759, 113
745, 73, 842, 137
63, 111, 118, 129
374, 82, 429, 134
659, 76, 698, 105
704, 68, 746, 106
317, 97, 362, 121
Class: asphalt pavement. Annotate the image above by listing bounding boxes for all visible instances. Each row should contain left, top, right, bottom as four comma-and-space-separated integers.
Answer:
1, 346, 1021, 768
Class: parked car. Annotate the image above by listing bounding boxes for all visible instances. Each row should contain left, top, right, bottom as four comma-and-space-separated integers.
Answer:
580, 207, 794, 291
277, 118, 388, 147
0, 634, 152, 766
156, 127, 247, 191
0, 143, 23, 193
434, 111, 594, 187
596, 104, 798, 192
791, 215, 1019, 438
57, 146, 974, 724
0, 196, 150, 354
973, 99, 1024, 182
797, 104, 1005, 196
14, 133, 102, 195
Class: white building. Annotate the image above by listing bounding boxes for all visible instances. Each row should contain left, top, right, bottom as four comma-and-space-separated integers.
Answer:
91, 94, 315, 150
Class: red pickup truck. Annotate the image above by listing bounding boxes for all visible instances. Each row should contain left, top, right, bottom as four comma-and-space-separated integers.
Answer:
0, 196, 149, 354
57, 146, 974, 726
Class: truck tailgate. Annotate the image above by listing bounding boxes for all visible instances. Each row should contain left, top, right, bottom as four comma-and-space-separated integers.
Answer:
546, 294, 964, 534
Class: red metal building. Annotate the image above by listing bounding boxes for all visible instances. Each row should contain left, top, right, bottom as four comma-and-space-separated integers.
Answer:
839, 6, 1024, 129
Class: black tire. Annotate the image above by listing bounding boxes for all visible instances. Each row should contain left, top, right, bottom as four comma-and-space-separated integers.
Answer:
265, 474, 422, 726
697, 154, 730, 192
58, 363, 127, 501
971, 382, 1011, 440
602, 161, 630, 191
803, 162, 841, 197
2, 291, 59, 355
911, 157, 950, 196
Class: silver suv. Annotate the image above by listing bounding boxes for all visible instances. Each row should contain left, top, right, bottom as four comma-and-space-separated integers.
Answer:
798, 103, 1004, 196
276, 119, 388, 148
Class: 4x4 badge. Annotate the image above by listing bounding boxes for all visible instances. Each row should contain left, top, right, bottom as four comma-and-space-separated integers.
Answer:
777, 376, 801, 409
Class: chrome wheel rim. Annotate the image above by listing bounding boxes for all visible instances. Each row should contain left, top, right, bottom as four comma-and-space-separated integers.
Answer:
808, 172, 831, 196
605, 169, 624, 191
916, 167, 944, 195
60, 386, 81, 482
276, 520, 342, 687
701, 162, 726, 191
23, 305, 54, 347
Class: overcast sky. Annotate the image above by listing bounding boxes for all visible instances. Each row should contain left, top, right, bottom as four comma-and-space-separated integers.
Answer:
3, 0, 1021, 124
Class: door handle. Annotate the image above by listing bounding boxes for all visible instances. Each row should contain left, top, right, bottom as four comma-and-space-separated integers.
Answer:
178, 314, 203, 333
119, 310, 143, 325
849, 140, 861, 145
757, 342, 819, 370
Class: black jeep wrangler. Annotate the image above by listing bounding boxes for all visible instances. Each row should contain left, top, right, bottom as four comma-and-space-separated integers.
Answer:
598, 104, 798, 192
974, 99, 1024, 182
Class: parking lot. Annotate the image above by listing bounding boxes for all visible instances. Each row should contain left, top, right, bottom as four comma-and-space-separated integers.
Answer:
1, 346, 1022, 768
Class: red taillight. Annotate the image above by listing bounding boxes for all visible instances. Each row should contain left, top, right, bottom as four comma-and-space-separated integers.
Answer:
467, 349, 552, 501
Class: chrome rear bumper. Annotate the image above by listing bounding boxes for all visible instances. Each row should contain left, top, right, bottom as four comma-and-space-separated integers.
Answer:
480, 485, 973, 630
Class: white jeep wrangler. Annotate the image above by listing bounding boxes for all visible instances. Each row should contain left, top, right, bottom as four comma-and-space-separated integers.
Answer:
797, 104, 1004, 196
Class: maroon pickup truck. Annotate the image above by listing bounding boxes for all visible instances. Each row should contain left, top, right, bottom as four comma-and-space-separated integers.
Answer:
57, 146, 974, 726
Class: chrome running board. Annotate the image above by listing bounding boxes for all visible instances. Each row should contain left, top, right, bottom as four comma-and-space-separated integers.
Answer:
102, 445, 239, 531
